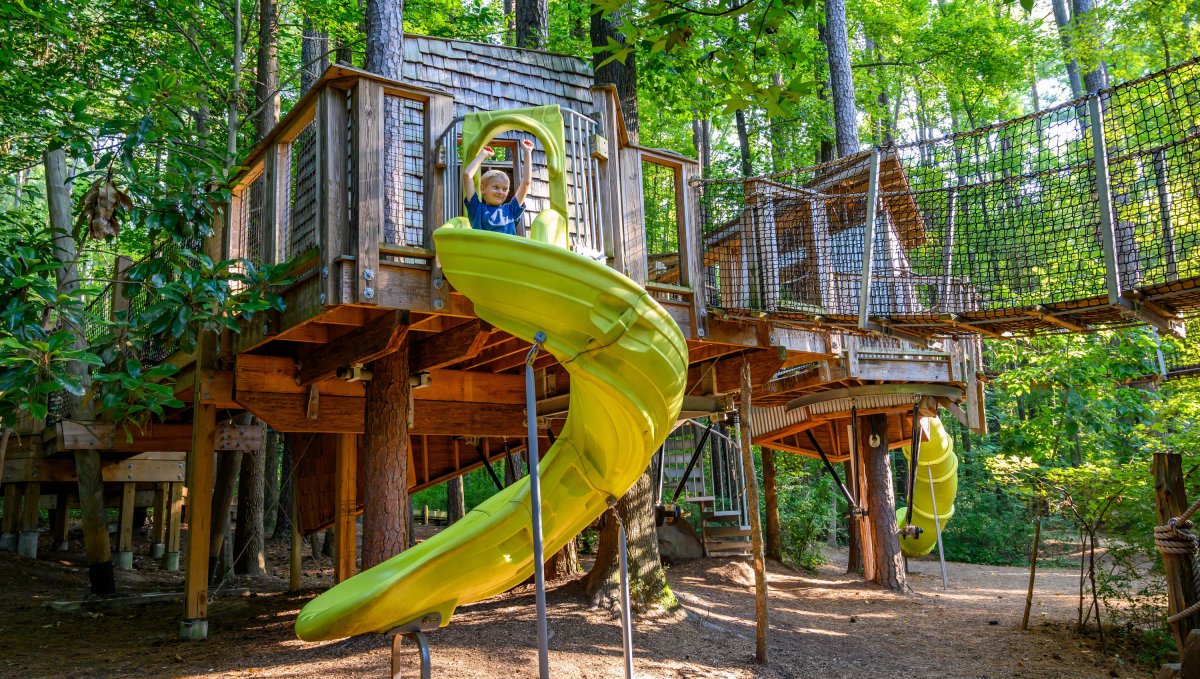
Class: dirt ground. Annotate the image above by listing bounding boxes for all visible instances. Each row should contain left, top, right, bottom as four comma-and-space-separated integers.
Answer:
0, 529, 1149, 679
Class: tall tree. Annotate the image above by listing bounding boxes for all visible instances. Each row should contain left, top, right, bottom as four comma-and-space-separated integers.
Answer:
592, 8, 640, 139
1051, 0, 1085, 98
366, 0, 404, 79
515, 0, 548, 49
824, 0, 860, 157
1072, 0, 1109, 92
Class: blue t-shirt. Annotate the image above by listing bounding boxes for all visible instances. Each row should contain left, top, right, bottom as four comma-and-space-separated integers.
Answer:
464, 194, 525, 236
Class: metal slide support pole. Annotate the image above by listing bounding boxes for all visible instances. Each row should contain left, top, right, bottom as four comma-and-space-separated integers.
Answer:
927, 465, 948, 590
857, 150, 881, 329
1087, 94, 1122, 305
804, 429, 856, 509
391, 631, 432, 679
904, 401, 921, 528
617, 513, 635, 679
525, 332, 551, 679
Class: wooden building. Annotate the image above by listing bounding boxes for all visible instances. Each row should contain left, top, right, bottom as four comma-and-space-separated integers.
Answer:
2, 35, 983, 638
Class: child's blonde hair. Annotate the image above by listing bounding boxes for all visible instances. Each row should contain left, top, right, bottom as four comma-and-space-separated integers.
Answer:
481, 169, 510, 187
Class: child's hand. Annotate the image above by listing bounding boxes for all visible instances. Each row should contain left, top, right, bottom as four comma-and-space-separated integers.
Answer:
481, 146, 495, 158
520, 139, 535, 152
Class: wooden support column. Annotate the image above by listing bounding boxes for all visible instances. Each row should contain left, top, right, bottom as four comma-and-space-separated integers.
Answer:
52, 493, 71, 551
333, 433, 358, 583
164, 482, 183, 571
150, 483, 168, 559
289, 471, 302, 592
1154, 452, 1200, 651
352, 78, 384, 305
318, 85, 350, 307
738, 365, 769, 664
1, 482, 20, 551
17, 481, 40, 559
863, 414, 908, 593
182, 401, 217, 640
114, 482, 136, 570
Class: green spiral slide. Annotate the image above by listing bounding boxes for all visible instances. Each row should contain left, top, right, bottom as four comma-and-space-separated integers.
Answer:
897, 417, 958, 558
295, 105, 688, 641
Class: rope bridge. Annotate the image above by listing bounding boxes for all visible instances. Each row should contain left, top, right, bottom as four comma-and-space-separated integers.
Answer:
698, 58, 1200, 339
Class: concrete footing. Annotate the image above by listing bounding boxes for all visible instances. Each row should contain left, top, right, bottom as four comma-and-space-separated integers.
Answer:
150, 543, 165, 559
162, 551, 180, 572
0, 532, 16, 552
17, 532, 38, 559
53, 541, 69, 552
179, 618, 208, 641
114, 551, 133, 570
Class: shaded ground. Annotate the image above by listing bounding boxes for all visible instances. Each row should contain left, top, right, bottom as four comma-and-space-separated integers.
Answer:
0, 531, 1148, 678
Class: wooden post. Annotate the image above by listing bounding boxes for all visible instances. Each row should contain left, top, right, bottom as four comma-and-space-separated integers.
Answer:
333, 433, 357, 583
863, 414, 908, 592
115, 481, 136, 570
352, 78, 384, 305
762, 447, 781, 561
52, 493, 70, 551
318, 85, 349, 307
17, 481, 40, 559
1022, 514, 1042, 630
853, 426, 876, 582
1154, 452, 1200, 651
150, 483, 168, 559
182, 401, 217, 640
738, 364, 769, 664
1087, 94, 1122, 304
164, 482, 182, 571
857, 151, 881, 329
1, 482, 20, 551
591, 87, 625, 269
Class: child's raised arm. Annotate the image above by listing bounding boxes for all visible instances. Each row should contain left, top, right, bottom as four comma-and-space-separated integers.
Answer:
462, 146, 494, 201
513, 139, 534, 204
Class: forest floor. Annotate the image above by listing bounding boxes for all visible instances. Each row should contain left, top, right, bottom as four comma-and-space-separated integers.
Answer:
0, 528, 1155, 679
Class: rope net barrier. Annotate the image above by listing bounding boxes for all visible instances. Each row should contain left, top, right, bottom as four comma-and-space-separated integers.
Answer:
697, 58, 1200, 337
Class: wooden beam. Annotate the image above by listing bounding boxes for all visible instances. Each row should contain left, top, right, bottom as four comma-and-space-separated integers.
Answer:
410, 320, 495, 371
116, 482, 136, 568
685, 346, 787, 396
182, 402, 216, 636
416, 370, 524, 404
54, 421, 263, 453
333, 433, 357, 583
164, 482, 183, 570
296, 310, 410, 385
235, 354, 364, 397
238, 391, 365, 434
1031, 305, 1087, 332
413, 402, 527, 437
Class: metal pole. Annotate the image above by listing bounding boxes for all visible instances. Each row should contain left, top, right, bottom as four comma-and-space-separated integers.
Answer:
392, 632, 432, 679
858, 150, 881, 329
1087, 94, 1122, 305
617, 514, 634, 679
904, 402, 921, 528
927, 465, 948, 590
525, 331, 550, 679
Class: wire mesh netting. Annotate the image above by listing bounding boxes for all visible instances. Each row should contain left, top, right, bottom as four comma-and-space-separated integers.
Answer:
236, 173, 266, 265
284, 120, 320, 261
383, 94, 426, 248
697, 58, 1200, 336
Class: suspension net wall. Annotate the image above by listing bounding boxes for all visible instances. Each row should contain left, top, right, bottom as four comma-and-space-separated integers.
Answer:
698, 58, 1200, 337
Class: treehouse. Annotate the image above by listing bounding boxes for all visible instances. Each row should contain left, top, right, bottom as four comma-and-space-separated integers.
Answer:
3, 35, 984, 638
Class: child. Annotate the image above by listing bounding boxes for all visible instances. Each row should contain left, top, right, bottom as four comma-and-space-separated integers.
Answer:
462, 139, 535, 236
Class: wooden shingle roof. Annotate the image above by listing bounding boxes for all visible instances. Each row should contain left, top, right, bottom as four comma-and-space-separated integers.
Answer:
401, 35, 594, 117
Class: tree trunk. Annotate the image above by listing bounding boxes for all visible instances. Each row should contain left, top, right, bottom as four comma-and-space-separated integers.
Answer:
591, 9, 639, 140
824, 0, 860, 157
209, 449, 242, 584
762, 447, 781, 561
844, 460, 862, 574
863, 414, 909, 593
583, 466, 673, 610
691, 118, 711, 178
504, 0, 516, 45
1071, 0, 1108, 93
365, 0, 404, 79
735, 109, 753, 176
255, 0, 280, 141
1051, 0, 1084, 98
263, 429, 279, 538
300, 20, 329, 94
515, 0, 548, 50
362, 343, 412, 569
234, 436, 266, 577
816, 19, 835, 164
47, 148, 115, 595
545, 537, 580, 579
446, 476, 465, 524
